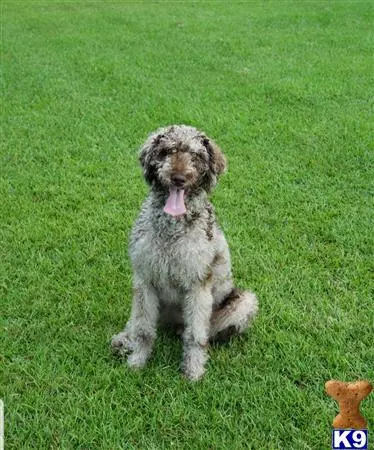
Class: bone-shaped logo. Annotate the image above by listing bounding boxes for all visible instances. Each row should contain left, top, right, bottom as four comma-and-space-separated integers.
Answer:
325, 380, 373, 429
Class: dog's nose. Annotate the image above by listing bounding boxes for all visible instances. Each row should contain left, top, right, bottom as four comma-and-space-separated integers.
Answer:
171, 174, 186, 187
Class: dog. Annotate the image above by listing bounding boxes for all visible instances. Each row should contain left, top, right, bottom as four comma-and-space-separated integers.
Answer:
111, 125, 258, 380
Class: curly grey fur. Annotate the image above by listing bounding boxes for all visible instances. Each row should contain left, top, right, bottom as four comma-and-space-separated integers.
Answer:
111, 125, 258, 380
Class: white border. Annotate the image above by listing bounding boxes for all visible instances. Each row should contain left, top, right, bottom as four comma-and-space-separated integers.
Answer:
0, 399, 3, 450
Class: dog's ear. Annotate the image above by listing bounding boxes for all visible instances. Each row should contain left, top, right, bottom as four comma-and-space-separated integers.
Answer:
139, 133, 164, 185
202, 137, 227, 176
200, 136, 227, 192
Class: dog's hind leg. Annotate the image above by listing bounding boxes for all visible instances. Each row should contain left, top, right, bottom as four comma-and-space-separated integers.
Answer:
210, 289, 258, 343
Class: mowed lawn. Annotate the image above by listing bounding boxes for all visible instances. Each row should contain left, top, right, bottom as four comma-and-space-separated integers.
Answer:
1, 1, 373, 448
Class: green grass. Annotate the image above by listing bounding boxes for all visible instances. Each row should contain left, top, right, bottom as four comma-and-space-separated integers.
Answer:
1, 1, 373, 448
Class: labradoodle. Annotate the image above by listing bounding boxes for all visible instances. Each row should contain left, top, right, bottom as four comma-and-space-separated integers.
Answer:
111, 125, 258, 380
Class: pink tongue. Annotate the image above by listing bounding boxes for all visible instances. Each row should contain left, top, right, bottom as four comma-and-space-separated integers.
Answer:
163, 187, 186, 217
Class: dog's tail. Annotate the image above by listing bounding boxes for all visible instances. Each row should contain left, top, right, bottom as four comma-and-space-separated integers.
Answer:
210, 288, 258, 342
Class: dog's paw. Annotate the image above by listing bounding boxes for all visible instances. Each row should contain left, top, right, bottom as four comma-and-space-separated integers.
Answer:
110, 331, 134, 357
183, 364, 206, 381
127, 351, 149, 369
182, 346, 208, 381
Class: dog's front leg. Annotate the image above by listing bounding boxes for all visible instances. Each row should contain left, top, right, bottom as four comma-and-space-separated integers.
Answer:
182, 282, 213, 381
111, 279, 159, 369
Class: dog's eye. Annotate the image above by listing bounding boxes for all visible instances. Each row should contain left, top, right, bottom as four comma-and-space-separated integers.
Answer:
158, 149, 168, 159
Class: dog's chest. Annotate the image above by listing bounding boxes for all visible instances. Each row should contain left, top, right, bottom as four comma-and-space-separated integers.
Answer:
130, 217, 214, 290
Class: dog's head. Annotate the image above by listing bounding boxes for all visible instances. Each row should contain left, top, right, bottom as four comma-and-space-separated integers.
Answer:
139, 125, 226, 216
139, 125, 226, 192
